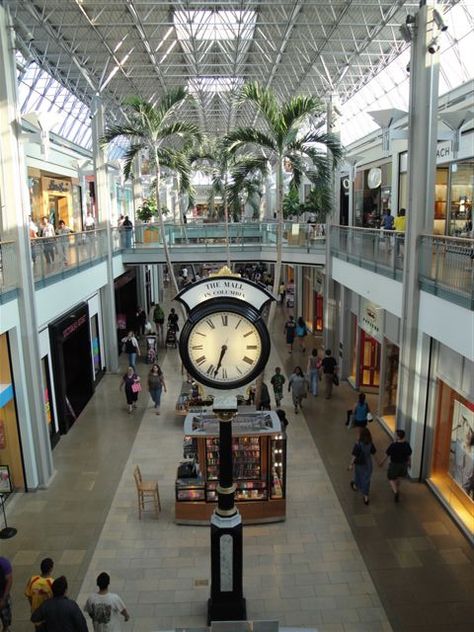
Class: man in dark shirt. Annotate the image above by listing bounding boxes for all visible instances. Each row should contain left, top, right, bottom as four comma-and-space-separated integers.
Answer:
321, 349, 337, 399
31, 576, 88, 632
379, 429, 412, 502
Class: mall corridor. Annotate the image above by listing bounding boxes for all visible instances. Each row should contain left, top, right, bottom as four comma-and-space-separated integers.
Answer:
1, 305, 473, 631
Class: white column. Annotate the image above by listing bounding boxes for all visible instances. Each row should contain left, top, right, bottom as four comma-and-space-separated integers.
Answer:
323, 92, 341, 352
91, 97, 119, 372
397, 1, 440, 463
0, 5, 54, 486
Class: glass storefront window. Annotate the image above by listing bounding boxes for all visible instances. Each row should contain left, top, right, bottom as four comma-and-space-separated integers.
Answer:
449, 160, 473, 236
434, 167, 449, 235
430, 380, 473, 536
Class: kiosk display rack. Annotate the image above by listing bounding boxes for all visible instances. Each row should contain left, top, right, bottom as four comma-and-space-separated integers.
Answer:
175, 411, 286, 524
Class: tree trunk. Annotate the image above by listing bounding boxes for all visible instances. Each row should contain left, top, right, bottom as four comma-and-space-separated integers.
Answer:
269, 157, 284, 325
223, 171, 231, 269
154, 151, 181, 308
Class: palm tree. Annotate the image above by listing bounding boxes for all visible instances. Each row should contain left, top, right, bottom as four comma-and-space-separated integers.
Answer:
100, 89, 202, 297
223, 82, 343, 322
228, 154, 268, 221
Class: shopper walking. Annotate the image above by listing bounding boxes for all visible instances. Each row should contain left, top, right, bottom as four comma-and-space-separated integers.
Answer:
122, 216, 133, 248
31, 576, 87, 632
84, 572, 129, 631
258, 382, 271, 410
348, 427, 377, 505
25, 557, 54, 630
56, 219, 73, 265
379, 429, 413, 502
148, 364, 166, 415
270, 367, 286, 407
307, 348, 320, 397
321, 349, 338, 399
152, 302, 165, 341
168, 308, 179, 330
288, 366, 307, 414
135, 306, 147, 336
120, 367, 141, 414
40, 216, 56, 267
0, 556, 12, 632
121, 331, 140, 370
295, 316, 308, 352
347, 392, 371, 428
278, 281, 286, 304
284, 315, 296, 353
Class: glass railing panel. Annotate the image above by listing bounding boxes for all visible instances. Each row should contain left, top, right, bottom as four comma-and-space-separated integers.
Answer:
419, 235, 473, 308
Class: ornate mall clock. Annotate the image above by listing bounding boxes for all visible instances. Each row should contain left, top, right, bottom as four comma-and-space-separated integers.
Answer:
176, 269, 274, 390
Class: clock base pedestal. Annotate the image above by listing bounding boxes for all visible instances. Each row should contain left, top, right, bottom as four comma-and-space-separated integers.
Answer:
207, 511, 247, 624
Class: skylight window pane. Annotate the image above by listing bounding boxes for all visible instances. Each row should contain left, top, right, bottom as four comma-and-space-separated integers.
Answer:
174, 10, 256, 41
188, 76, 244, 93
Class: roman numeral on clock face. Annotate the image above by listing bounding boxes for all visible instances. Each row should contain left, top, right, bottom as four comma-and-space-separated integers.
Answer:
242, 356, 254, 365
221, 368, 228, 379
205, 319, 215, 329
206, 364, 215, 375
195, 355, 206, 366
243, 331, 253, 337
246, 345, 257, 350
221, 314, 228, 326
192, 345, 203, 350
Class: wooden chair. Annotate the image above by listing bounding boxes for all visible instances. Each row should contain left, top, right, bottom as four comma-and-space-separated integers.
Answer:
133, 465, 161, 519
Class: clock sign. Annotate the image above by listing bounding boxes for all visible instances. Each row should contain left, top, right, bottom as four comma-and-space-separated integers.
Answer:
175, 271, 274, 390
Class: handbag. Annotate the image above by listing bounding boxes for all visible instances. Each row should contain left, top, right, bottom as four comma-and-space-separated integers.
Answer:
367, 412, 373, 422
131, 381, 141, 393
332, 374, 339, 386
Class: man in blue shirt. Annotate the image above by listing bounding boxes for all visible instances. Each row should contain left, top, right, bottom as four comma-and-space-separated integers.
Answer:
31, 576, 87, 632
380, 208, 394, 230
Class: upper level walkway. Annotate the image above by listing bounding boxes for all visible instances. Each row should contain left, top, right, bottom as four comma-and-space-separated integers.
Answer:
0, 223, 472, 311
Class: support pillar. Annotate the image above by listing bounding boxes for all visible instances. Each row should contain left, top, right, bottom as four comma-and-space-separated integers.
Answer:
208, 400, 246, 623
91, 97, 119, 372
323, 92, 341, 353
397, 1, 440, 464
0, 5, 54, 487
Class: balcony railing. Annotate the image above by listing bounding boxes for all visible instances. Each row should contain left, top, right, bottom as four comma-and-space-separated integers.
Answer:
0, 240, 18, 297
117, 221, 326, 253
419, 234, 473, 309
31, 229, 108, 285
330, 226, 404, 280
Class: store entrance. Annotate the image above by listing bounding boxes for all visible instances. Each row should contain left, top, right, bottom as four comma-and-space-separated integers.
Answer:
313, 292, 323, 332
359, 330, 380, 389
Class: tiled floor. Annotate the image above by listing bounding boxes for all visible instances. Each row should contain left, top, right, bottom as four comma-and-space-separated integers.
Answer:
2, 305, 474, 631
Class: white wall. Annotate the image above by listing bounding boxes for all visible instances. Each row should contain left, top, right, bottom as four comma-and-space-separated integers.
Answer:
35, 262, 108, 328
332, 257, 403, 317
419, 291, 474, 361
38, 327, 59, 436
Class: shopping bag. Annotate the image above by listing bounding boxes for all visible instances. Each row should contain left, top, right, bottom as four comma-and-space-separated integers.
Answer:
131, 381, 142, 393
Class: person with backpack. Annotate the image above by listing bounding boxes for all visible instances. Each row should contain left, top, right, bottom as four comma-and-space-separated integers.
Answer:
121, 331, 140, 370
348, 427, 377, 505
347, 392, 371, 428
25, 557, 54, 630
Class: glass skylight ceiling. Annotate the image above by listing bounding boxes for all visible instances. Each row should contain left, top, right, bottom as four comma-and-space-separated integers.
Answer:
174, 10, 257, 41
188, 77, 244, 94
341, 0, 474, 147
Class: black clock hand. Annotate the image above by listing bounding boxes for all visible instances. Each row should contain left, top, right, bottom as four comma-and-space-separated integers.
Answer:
214, 344, 227, 376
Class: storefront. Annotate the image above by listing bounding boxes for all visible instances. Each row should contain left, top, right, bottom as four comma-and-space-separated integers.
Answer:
398, 133, 473, 236
302, 267, 324, 334
354, 160, 392, 228
28, 168, 82, 231
49, 304, 94, 434
0, 333, 26, 491
429, 380, 473, 540
115, 269, 138, 348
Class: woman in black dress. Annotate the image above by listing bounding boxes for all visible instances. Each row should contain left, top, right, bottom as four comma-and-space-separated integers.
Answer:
120, 366, 141, 413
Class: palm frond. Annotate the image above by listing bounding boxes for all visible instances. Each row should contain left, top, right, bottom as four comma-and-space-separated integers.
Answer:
159, 121, 202, 145
223, 127, 276, 155
239, 81, 282, 134
99, 123, 147, 147
292, 131, 344, 165
122, 143, 146, 180
155, 86, 189, 123
281, 95, 323, 132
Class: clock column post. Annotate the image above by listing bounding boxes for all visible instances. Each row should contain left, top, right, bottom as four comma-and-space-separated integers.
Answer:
208, 398, 247, 623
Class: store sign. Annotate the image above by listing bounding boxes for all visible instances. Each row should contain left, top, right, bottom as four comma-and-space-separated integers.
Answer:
62, 314, 87, 340
43, 177, 71, 193
360, 299, 383, 341
436, 141, 451, 163
176, 276, 273, 312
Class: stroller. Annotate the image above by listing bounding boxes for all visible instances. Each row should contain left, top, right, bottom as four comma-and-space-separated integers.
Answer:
165, 323, 178, 348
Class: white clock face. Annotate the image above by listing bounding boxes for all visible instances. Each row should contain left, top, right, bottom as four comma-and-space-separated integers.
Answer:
187, 311, 262, 385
